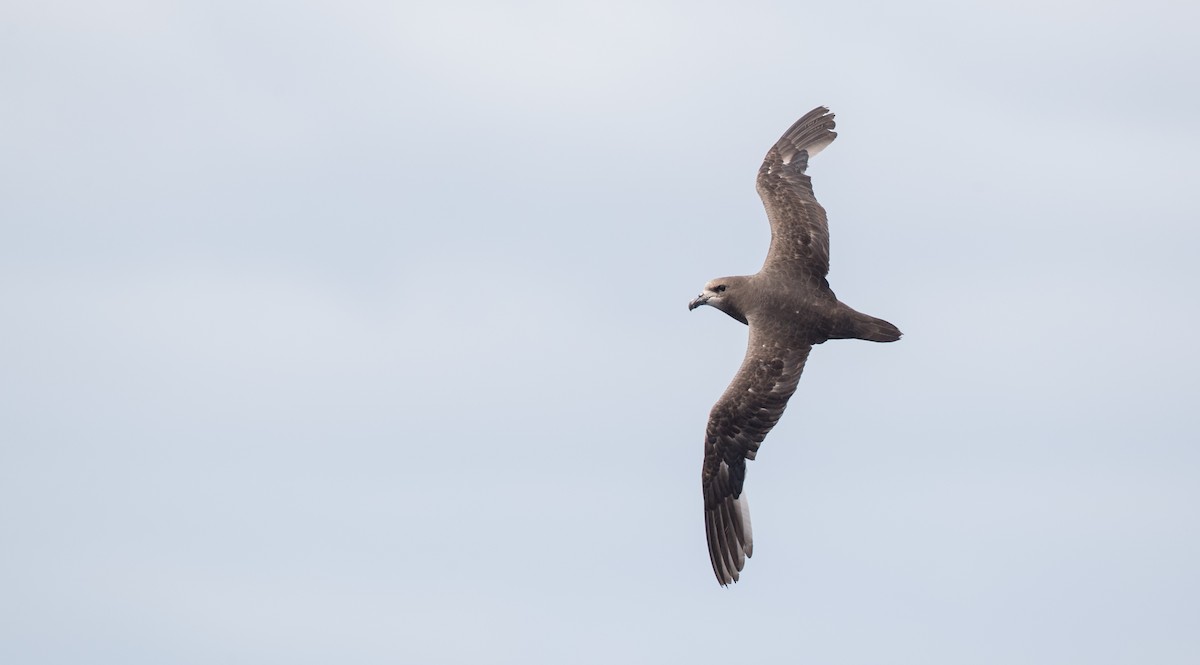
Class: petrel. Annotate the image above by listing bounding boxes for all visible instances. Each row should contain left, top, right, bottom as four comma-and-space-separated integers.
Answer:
688, 107, 901, 586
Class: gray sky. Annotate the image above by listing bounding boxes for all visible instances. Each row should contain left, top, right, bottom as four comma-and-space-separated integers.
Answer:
3, 1, 1199, 663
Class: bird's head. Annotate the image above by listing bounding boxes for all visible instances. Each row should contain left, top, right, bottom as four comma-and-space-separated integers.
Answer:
688, 276, 750, 325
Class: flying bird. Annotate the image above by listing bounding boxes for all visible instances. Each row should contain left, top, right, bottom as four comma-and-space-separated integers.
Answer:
688, 107, 901, 586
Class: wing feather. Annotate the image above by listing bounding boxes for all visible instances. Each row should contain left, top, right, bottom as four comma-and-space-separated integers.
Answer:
756, 106, 837, 278
701, 328, 812, 585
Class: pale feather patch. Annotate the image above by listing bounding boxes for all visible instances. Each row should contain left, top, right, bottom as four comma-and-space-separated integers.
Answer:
735, 493, 754, 556
807, 136, 835, 159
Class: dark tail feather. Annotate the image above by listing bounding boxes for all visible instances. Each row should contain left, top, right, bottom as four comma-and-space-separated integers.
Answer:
853, 315, 902, 342
831, 305, 902, 343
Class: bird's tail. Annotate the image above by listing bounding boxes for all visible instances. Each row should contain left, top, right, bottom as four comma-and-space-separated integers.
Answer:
831, 304, 902, 342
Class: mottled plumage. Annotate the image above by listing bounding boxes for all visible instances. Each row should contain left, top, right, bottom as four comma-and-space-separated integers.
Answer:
688, 107, 901, 586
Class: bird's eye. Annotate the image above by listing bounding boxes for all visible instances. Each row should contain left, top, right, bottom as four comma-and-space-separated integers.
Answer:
714, 285, 727, 293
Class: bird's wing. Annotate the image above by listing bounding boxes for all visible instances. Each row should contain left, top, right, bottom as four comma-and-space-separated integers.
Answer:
702, 326, 812, 585
756, 106, 837, 279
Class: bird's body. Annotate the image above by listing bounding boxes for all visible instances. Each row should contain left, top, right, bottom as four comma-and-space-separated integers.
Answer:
689, 107, 901, 586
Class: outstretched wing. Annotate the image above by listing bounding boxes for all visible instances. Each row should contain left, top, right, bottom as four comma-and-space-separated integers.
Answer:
702, 326, 812, 585
756, 106, 837, 279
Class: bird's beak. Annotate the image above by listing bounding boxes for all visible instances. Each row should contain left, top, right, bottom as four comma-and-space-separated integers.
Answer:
688, 294, 709, 311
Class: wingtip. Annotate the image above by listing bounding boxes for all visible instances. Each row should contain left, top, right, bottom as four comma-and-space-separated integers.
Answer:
706, 491, 754, 586
771, 106, 839, 164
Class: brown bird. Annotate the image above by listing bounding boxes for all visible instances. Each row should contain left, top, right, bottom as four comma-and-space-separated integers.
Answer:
688, 107, 901, 586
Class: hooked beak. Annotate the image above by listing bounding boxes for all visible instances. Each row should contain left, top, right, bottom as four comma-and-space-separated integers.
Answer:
688, 294, 709, 311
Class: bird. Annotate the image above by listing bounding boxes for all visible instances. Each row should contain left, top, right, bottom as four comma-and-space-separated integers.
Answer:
688, 106, 901, 586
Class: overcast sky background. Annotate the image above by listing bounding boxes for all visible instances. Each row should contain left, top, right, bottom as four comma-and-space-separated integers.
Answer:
3, 1, 1199, 663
